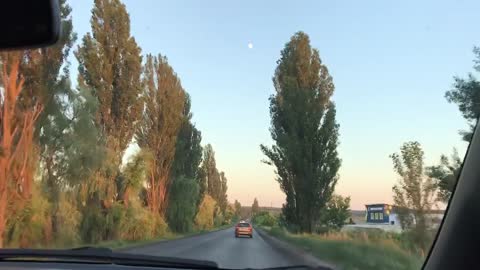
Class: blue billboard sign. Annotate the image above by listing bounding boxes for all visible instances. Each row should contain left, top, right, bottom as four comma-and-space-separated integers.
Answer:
365, 204, 392, 223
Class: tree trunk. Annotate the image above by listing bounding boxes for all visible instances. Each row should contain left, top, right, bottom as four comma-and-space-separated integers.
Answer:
45, 152, 60, 235
147, 164, 159, 213
0, 53, 42, 248
0, 185, 7, 248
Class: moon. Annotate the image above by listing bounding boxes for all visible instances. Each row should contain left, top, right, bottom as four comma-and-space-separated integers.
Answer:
248, 42, 253, 49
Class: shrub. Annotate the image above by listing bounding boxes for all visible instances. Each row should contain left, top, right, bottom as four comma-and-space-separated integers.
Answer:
253, 211, 277, 226
195, 195, 217, 230
320, 195, 351, 230
79, 205, 106, 244
6, 185, 52, 248
120, 200, 155, 241
55, 195, 81, 247
166, 176, 199, 233
152, 213, 169, 236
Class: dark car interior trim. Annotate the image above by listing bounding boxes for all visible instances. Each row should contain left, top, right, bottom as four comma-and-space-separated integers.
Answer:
424, 120, 479, 269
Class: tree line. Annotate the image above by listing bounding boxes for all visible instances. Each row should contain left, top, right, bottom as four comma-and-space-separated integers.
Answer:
0, 0, 232, 248
389, 46, 480, 252
261, 31, 478, 243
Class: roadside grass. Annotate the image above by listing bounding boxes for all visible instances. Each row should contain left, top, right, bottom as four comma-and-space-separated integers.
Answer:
263, 226, 423, 270
95, 224, 233, 250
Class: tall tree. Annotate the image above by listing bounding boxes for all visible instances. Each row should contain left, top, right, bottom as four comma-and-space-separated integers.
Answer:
426, 149, 462, 203
234, 200, 242, 218
445, 47, 480, 142
199, 144, 228, 214
0, 53, 43, 247
251, 198, 259, 216
75, 0, 143, 162
136, 54, 185, 215
166, 176, 199, 233
75, 0, 143, 241
218, 172, 228, 214
168, 94, 202, 219
201, 144, 218, 197
391, 141, 436, 250
170, 94, 203, 181
16, 0, 76, 236
260, 32, 341, 232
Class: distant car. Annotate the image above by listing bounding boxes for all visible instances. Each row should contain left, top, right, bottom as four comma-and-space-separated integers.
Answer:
235, 222, 253, 238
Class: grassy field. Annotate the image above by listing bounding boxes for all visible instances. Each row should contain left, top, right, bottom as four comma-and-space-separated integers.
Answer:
263, 226, 424, 270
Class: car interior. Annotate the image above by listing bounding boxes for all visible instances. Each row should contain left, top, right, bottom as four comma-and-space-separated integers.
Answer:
423, 122, 479, 269
1, 1, 478, 270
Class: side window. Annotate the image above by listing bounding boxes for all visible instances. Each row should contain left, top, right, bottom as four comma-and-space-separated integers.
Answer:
380, 213, 384, 220
370, 213, 374, 220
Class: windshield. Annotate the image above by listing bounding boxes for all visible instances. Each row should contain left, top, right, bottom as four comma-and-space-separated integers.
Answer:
0, 0, 478, 270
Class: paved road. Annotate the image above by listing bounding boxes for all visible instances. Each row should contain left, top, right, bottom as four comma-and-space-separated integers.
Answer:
124, 227, 300, 269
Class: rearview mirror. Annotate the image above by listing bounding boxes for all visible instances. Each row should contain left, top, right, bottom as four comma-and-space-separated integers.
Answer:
0, 0, 60, 50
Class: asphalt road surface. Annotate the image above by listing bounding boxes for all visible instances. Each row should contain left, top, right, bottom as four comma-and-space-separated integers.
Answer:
124, 227, 301, 269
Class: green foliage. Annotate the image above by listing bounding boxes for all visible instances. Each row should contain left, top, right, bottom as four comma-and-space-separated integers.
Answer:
55, 195, 81, 247
120, 200, 157, 241
253, 211, 277, 227
76, 0, 143, 159
391, 141, 436, 251
167, 176, 200, 233
320, 195, 351, 230
251, 198, 260, 216
64, 88, 106, 186
152, 214, 169, 237
0, 0, 228, 250
222, 204, 235, 225
136, 54, 186, 214
117, 150, 151, 204
265, 227, 422, 270
445, 47, 480, 141
6, 185, 51, 248
214, 211, 224, 227
426, 149, 462, 202
261, 32, 341, 233
78, 206, 104, 244
19, 0, 76, 131
234, 200, 242, 219
13, 0, 79, 244
169, 94, 203, 218
199, 145, 228, 215
72, 0, 146, 245
195, 195, 218, 230
218, 172, 228, 215
170, 94, 203, 181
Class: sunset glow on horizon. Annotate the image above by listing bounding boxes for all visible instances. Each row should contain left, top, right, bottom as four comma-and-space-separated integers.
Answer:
72, 0, 476, 211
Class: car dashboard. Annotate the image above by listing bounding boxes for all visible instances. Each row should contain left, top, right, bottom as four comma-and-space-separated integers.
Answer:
0, 261, 196, 270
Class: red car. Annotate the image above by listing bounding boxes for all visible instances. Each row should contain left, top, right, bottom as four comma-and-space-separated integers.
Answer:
235, 222, 253, 238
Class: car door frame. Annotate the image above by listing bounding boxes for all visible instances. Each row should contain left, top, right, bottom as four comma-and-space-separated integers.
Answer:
424, 120, 479, 269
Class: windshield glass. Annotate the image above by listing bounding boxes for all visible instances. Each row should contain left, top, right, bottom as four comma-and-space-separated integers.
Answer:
0, 0, 478, 270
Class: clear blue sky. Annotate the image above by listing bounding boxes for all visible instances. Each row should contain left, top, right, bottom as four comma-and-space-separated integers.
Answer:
69, 0, 480, 209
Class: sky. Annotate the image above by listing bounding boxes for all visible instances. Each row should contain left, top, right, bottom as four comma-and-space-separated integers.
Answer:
68, 0, 480, 210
